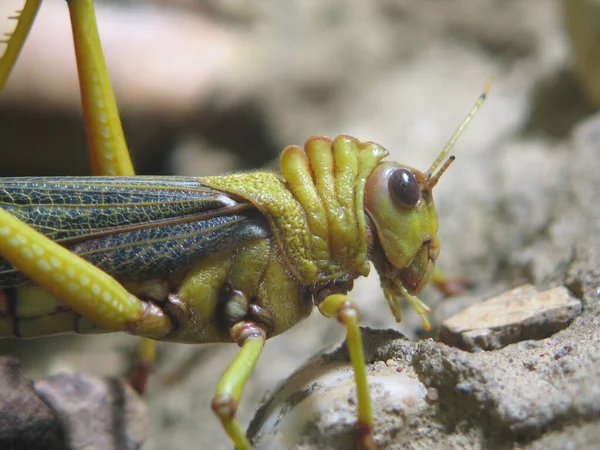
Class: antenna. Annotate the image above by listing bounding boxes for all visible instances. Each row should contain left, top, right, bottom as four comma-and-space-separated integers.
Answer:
426, 78, 493, 179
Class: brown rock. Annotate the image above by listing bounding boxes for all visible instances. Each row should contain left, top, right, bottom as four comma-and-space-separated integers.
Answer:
0, 355, 148, 450
439, 285, 583, 351
0, 356, 64, 450
35, 373, 149, 450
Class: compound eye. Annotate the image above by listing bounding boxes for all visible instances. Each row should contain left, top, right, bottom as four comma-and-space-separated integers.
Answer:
389, 168, 420, 208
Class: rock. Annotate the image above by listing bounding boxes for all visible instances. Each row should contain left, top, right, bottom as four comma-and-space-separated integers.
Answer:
439, 285, 583, 351
0, 356, 65, 450
36, 373, 149, 450
0, 356, 148, 450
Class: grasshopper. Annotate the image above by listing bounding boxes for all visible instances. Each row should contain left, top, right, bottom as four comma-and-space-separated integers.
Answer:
0, 1, 489, 449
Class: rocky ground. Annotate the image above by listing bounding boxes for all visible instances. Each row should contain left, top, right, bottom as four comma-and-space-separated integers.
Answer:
0, 0, 599, 449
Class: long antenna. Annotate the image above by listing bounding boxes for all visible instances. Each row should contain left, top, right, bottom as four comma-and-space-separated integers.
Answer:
426, 78, 493, 178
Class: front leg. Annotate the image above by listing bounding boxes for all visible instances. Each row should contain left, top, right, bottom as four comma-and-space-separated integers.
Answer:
319, 294, 375, 450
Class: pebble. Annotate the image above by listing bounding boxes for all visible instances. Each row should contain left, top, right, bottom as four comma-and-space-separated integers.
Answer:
439, 285, 582, 351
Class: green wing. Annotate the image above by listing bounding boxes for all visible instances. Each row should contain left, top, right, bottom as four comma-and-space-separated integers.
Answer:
0, 176, 270, 286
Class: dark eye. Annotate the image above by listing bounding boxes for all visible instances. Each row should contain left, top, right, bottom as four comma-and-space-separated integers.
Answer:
389, 168, 420, 207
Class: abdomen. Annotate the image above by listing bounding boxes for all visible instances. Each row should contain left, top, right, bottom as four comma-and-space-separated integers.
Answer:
0, 286, 112, 338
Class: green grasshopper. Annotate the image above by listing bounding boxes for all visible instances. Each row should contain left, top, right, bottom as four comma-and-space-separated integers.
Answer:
0, 1, 489, 449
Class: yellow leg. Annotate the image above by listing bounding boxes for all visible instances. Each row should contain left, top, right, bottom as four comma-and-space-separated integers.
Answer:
67, 0, 157, 390
0, 208, 172, 338
66, 0, 132, 176
211, 322, 267, 450
0, 0, 42, 93
130, 336, 157, 393
319, 294, 375, 450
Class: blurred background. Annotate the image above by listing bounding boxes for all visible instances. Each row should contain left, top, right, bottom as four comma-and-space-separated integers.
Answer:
1, 0, 599, 449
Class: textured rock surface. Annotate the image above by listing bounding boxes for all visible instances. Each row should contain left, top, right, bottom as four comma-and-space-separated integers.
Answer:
0, 356, 64, 450
36, 373, 149, 450
439, 285, 582, 351
0, 356, 148, 450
